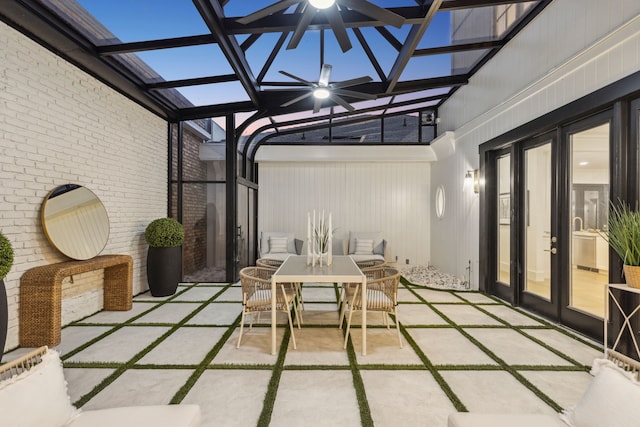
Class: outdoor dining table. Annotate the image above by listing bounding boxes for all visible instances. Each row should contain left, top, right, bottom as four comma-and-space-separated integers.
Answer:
271, 255, 368, 355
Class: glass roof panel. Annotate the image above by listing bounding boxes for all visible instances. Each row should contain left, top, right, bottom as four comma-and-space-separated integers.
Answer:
75, 0, 208, 43
135, 45, 235, 82
157, 81, 251, 107
416, 11, 452, 49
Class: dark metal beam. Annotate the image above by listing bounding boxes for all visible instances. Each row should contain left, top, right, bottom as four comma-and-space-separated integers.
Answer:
147, 74, 239, 90
414, 39, 505, 57
375, 27, 403, 51
178, 101, 258, 121
386, 0, 444, 93
352, 27, 386, 82
97, 34, 218, 55
192, 0, 261, 106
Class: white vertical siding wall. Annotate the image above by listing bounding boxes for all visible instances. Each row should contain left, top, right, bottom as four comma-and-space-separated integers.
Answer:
0, 22, 168, 351
432, 0, 640, 286
258, 162, 431, 267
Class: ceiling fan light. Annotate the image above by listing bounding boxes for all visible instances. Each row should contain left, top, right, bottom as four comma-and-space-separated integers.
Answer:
309, 0, 335, 10
313, 87, 330, 99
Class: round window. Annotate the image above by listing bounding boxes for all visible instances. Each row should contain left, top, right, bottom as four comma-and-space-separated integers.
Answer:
435, 185, 445, 219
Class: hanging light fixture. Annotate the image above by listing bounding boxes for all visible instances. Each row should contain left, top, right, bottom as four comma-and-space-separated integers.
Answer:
313, 87, 330, 99
309, 0, 335, 9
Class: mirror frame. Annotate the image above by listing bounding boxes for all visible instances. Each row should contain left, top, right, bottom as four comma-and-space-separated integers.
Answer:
41, 184, 110, 260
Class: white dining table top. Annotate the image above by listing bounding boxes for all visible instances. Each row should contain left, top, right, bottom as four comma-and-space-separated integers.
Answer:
272, 255, 364, 283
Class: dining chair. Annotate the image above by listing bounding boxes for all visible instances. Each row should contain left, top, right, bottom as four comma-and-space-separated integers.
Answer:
237, 266, 300, 349
338, 258, 386, 314
341, 267, 402, 349
256, 257, 305, 313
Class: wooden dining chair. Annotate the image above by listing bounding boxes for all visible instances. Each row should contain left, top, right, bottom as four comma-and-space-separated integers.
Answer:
341, 267, 402, 349
237, 266, 300, 349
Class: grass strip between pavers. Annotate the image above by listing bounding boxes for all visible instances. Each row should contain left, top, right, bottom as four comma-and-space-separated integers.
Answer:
404, 283, 564, 413
169, 312, 242, 404
256, 326, 290, 427
344, 328, 374, 427
68, 283, 233, 408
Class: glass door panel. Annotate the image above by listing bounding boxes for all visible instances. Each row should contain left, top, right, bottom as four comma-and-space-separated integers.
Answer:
497, 155, 511, 285
569, 123, 610, 318
524, 143, 552, 300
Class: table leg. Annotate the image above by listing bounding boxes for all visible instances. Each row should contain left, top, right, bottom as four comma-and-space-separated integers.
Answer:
272, 276, 277, 355
362, 275, 367, 356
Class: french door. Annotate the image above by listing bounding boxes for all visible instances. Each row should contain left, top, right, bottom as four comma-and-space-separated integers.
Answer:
488, 112, 612, 339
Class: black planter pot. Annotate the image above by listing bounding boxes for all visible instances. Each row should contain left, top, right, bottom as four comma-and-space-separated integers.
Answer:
0, 279, 7, 363
147, 246, 182, 297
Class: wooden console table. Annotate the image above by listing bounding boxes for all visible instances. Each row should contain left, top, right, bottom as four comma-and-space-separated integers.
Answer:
19, 254, 133, 347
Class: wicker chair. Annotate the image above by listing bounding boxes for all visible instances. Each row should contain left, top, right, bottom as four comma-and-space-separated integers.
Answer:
338, 258, 386, 315
237, 266, 300, 349
256, 257, 305, 313
341, 267, 402, 349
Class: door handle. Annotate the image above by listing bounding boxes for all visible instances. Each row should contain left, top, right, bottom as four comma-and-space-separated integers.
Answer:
544, 248, 557, 254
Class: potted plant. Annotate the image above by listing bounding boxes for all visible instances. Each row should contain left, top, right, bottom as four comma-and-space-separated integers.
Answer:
144, 218, 184, 297
0, 231, 14, 362
603, 201, 640, 288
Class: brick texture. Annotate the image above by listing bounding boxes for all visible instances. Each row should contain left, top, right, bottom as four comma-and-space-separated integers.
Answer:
0, 22, 168, 351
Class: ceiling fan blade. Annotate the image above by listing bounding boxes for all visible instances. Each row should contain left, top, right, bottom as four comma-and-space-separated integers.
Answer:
237, 0, 300, 24
329, 94, 355, 112
278, 70, 314, 86
333, 88, 377, 100
287, 6, 316, 50
331, 76, 372, 89
281, 91, 314, 107
318, 64, 332, 87
325, 5, 352, 52
313, 97, 323, 113
340, 0, 405, 28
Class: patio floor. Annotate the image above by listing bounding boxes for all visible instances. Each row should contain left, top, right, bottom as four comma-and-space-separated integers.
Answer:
4, 279, 602, 426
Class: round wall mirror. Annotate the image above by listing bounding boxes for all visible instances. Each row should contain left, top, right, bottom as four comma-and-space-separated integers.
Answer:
42, 184, 110, 260
435, 185, 446, 219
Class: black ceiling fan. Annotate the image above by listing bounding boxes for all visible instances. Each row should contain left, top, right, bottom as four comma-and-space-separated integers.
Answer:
276, 63, 376, 113
237, 0, 405, 52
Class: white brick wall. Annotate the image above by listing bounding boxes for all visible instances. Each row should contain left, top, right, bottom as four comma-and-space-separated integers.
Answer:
0, 22, 169, 352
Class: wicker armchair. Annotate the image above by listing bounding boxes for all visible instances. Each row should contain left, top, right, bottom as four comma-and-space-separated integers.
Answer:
338, 258, 386, 317
256, 257, 284, 270
237, 266, 300, 349
341, 267, 402, 349
256, 257, 305, 314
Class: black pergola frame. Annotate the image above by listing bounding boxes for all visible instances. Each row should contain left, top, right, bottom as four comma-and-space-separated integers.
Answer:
0, 0, 553, 125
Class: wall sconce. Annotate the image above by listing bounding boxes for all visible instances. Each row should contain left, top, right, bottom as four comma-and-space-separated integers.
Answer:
465, 169, 480, 194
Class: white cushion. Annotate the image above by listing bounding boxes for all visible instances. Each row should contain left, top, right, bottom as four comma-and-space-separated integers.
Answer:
259, 253, 291, 262
447, 413, 565, 427
354, 238, 374, 255
560, 358, 640, 427
0, 349, 78, 427
68, 404, 201, 427
269, 236, 289, 253
350, 254, 385, 263
260, 232, 295, 256
348, 231, 384, 255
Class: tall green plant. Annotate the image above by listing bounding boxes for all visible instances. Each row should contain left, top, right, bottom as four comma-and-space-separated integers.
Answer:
604, 201, 640, 266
